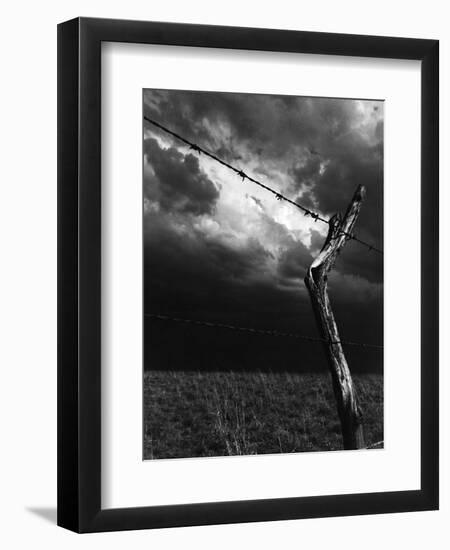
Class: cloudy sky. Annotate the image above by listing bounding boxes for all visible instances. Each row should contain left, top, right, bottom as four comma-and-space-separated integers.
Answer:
143, 89, 383, 372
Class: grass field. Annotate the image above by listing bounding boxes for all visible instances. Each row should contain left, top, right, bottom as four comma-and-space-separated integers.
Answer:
143, 370, 383, 459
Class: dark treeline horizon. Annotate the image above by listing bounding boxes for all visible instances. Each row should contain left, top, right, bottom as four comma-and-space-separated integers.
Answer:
143, 317, 383, 374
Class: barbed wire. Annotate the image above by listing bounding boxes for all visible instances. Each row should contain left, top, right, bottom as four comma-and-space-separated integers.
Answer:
145, 313, 383, 351
144, 116, 383, 255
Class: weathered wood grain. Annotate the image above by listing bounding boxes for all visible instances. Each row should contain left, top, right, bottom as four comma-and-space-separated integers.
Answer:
305, 185, 366, 450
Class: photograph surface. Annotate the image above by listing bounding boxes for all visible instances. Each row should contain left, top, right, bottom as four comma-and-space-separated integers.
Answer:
142, 89, 384, 459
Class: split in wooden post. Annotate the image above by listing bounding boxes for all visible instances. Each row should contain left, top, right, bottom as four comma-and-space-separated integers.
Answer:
304, 184, 366, 450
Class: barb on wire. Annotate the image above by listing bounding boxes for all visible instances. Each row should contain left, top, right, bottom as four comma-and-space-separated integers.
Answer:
145, 313, 383, 351
237, 169, 247, 181
144, 116, 383, 255
190, 144, 201, 154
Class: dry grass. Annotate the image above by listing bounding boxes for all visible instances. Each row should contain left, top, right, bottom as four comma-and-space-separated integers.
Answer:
143, 370, 383, 459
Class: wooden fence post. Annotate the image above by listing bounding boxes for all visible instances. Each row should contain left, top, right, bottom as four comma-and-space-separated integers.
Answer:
304, 184, 366, 450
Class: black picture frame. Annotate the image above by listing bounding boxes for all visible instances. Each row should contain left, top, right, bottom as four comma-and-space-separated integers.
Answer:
57, 17, 439, 533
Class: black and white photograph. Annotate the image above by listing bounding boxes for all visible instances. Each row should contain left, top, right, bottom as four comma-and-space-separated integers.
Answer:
0, 2, 443, 543
142, 89, 384, 459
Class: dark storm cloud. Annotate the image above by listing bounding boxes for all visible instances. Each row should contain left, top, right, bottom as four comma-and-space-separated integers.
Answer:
144, 90, 383, 247
327, 271, 383, 352
144, 137, 220, 216
291, 153, 322, 186
144, 91, 361, 161
334, 238, 383, 284
277, 240, 313, 282
286, 104, 383, 249
309, 221, 382, 285
308, 140, 383, 245
143, 89, 384, 371
143, 212, 299, 324
293, 189, 316, 211
143, 210, 382, 372
144, 90, 317, 161
309, 229, 326, 254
